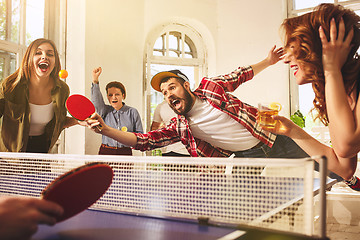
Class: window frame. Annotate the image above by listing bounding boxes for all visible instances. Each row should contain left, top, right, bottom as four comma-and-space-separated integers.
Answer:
144, 22, 208, 131
0, 0, 66, 71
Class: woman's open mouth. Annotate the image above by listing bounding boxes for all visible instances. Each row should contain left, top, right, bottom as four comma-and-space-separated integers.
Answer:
291, 65, 299, 76
38, 62, 49, 72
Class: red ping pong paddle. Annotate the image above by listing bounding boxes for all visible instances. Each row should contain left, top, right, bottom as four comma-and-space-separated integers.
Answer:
41, 162, 113, 222
66, 94, 103, 130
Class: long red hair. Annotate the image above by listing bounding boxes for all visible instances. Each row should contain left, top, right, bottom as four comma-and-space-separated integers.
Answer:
281, 4, 360, 125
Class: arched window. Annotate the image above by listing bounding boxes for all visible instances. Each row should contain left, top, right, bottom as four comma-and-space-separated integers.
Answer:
144, 23, 207, 131
153, 31, 196, 58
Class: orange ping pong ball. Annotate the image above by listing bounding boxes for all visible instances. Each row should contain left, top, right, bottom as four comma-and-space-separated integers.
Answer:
59, 69, 68, 79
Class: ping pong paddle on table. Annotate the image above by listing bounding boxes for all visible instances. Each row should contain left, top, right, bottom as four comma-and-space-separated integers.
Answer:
41, 162, 113, 222
66, 94, 103, 131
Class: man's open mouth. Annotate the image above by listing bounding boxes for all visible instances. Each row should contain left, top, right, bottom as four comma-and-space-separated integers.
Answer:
171, 99, 181, 109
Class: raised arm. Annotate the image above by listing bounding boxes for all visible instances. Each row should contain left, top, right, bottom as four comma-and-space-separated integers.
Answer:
92, 67, 102, 84
207, 46, 284, 93
91, 67, 108, 115
320, 18, 360, 158
251, 45, 284, 76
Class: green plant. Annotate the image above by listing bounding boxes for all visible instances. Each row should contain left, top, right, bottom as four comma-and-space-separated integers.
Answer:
290, 110, 305, 128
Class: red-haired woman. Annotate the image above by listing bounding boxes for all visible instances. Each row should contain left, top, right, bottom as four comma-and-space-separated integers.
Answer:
261, 4, 360, 190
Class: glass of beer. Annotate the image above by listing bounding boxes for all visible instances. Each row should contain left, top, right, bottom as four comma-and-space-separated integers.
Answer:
258, 102, 282, 128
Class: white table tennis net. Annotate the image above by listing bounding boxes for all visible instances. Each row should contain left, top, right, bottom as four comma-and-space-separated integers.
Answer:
0, 153, 325, 237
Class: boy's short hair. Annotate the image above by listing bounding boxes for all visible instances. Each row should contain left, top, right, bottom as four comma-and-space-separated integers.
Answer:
106, 81, 126, 99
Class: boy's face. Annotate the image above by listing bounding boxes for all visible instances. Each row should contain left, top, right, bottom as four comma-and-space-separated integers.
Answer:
160, 78, 194, 115
107, 87, 124, 110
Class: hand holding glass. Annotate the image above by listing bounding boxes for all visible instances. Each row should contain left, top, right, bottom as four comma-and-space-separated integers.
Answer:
258, 102, 282, 128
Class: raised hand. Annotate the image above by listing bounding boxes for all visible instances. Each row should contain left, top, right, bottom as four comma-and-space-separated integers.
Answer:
319, 17, 354, 74
92, 67, 102, 84
267, 45, 285, 65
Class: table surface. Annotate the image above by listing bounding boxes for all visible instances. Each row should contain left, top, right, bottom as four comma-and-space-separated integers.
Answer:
28, 176, 336, 240
32, 209, 328, 240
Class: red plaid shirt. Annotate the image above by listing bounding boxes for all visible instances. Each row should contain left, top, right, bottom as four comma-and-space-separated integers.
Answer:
134, 66, 276, 157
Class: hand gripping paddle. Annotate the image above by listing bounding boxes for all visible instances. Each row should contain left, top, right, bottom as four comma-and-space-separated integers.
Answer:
66, 94, 103, 130
41, 162, 113, 222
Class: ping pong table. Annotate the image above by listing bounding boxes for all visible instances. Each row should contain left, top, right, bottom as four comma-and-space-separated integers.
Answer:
0, 153, 335, 240
33, 208, 329, 240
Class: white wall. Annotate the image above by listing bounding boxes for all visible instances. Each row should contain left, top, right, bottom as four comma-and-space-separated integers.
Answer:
65, 0, 289, 155
217, 0, 288, 110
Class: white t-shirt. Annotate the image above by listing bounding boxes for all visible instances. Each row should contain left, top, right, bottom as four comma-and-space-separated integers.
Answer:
153, 101, 189, 155
186, 97, 260, 151
29, 102, 54, 136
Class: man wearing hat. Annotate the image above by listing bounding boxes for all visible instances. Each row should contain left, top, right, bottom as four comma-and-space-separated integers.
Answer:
82, 45, 316, 161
